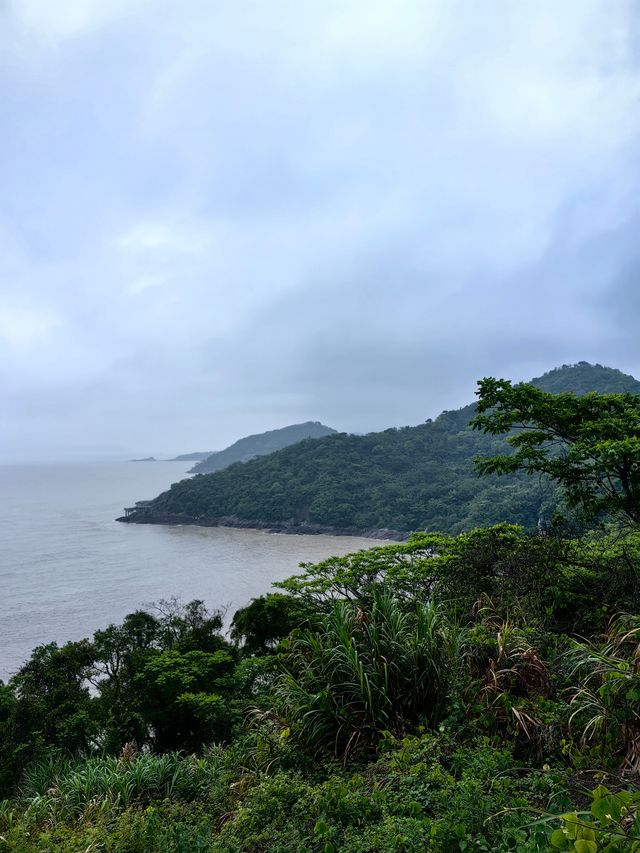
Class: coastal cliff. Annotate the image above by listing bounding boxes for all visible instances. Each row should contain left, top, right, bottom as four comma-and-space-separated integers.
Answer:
116, 511, 408, 541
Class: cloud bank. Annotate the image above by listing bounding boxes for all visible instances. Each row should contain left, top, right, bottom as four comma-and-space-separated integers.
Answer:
1, 0, 639, 459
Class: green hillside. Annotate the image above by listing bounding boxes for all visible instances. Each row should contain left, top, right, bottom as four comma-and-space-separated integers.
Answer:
188, 421, 337, 474
123, 364, 640, 534
169, 451, 215, 462
530, 361, 640, 394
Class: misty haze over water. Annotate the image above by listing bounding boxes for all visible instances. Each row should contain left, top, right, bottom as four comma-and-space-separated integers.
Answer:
0, 461, 375, 681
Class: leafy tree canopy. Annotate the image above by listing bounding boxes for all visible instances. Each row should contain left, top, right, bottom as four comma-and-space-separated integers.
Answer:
472, 378, 640, 525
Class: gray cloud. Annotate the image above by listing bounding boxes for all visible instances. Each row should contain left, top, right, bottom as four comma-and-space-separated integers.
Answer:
1, 0, 639, 460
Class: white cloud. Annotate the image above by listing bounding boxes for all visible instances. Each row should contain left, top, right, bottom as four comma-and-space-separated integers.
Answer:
0, 301, 60, 350
116, 221, 206, 256
5, 0, 146, 44
1, 0, 639, 458
127, 272, 168, 295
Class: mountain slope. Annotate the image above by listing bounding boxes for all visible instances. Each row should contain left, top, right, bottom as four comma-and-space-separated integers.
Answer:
531, 361, 640, 395
122, 364, 640, 534
189, 422, 337, 474
169, 452, 215, 462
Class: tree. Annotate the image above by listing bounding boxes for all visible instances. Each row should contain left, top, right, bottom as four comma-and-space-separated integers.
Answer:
136, 648, 237, 750
471, 378, 640, 525
230, 593, 310, 656
1, 640, 98, 790
91, 599, 234, 751
91, 610, 161, 750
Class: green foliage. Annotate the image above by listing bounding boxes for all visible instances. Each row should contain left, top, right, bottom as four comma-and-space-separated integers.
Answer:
139, 416, 554, 533
275, 590, 463, 757
473, 379, 640, 525
129, 363, 640, 534
230, 593, 311, 656
0, 749, 237, 852
1, 629, 638, 851
563, 531, 640, 632
545, 785, 640, 851
533, 363, 640, 396
466, 607, 554, 750
136, 648, 237, 751
21, 751, 213, 820
209, 734, 569, 852
0, 600, 244, 796
5, 368, 640, 849
277, 522, 638, 633
1, 640, 97, 788
565, 614, 640, 768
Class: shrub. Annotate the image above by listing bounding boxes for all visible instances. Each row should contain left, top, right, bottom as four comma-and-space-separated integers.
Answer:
275, 589, 464, 757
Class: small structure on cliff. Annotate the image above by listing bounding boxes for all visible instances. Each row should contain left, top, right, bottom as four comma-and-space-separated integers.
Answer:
123, 500, 154, 518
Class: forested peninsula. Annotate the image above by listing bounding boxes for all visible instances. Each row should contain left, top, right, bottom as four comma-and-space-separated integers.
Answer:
119, 363, 640, 535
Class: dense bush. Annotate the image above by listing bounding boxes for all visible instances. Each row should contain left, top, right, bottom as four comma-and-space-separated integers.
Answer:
275, 591, 463, 757
278, 524, 640, 633
0, 600, 242, 793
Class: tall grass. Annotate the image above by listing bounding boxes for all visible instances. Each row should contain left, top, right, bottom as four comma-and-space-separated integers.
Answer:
21, 750, 224, 823
275, 589, 463, 757
566, 613, 640, 768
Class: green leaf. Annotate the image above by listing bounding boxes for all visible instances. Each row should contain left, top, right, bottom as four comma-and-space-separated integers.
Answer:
314, 818, 328, 837
591, 794, 623, 825
573, 841, 597, 853
560, 814, 580, 840
550, 828, 569, 849
576, 826, 596, 842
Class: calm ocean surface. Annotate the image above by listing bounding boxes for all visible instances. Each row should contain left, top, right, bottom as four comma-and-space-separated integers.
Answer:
0, 462, 377, 681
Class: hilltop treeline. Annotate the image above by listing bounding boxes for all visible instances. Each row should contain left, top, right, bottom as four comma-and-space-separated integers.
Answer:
132, 363, 640, 533
189, 421, 337, 474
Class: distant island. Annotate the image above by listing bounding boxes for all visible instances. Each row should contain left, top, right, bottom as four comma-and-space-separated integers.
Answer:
130, 424, 337, 468
187, 421, 337, 474
119, 363, 640, 535
168, 451, 215, 462
129, 453, 214, 462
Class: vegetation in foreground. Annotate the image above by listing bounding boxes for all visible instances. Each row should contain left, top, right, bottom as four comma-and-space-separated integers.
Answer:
1, 375, 640, 851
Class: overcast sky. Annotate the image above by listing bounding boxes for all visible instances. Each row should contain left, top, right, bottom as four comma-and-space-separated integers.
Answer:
1, 0, 639, 461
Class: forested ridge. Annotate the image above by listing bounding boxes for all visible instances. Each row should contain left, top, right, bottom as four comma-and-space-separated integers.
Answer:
188, 422, 337, 475
2, 367, 640, 850
128, 363, 640, 534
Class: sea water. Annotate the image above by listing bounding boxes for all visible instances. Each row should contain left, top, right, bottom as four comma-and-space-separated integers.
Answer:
0, 461, 377, 680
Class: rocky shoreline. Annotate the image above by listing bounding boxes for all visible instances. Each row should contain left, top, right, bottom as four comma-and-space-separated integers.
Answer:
116, 512, 409, 541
